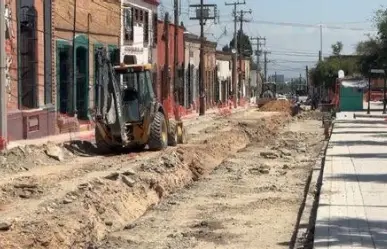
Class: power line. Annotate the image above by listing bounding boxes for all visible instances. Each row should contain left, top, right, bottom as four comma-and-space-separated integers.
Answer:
203, 19, 376, 32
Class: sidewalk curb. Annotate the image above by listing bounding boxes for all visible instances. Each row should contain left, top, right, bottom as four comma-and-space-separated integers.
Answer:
290, 122, 333, 249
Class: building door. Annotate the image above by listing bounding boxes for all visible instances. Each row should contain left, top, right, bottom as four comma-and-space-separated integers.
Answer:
187, 64, 193, 107
56, 41, 72, 114
76, 46, 88, 119
58, 50, 70, 113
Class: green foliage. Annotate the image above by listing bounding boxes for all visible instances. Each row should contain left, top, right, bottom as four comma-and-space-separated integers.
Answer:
331, 41, 343, 56
228, 30, 253, 57
356, 37, 382, 74
310, 56, 360, 89
310, 7, 387, 89
356, 8, 387, 74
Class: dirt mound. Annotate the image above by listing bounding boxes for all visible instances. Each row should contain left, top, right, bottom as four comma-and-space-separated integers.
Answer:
0, 113, 289, 249
259, 100, 292, 113
237, 113, 291, 143
296, 110, 324, 121
0, 143, 76, 174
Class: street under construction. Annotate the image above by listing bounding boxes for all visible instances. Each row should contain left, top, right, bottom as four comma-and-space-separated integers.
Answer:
0, 103, 327, 249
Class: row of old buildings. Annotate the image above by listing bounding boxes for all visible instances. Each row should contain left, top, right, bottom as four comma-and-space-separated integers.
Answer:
3, 0, 253, 143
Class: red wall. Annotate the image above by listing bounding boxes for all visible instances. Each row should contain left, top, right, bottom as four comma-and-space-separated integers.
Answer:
156, 21, 185, 102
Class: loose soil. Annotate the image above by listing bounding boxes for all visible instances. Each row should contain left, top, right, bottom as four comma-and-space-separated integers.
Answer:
0, 108, 324, 249
259, 99, 293, 113
95, 113, 325, 249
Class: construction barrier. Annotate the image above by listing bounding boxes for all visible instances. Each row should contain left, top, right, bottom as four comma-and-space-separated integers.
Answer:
217, 99, 234, 116
364, 91, 385, 102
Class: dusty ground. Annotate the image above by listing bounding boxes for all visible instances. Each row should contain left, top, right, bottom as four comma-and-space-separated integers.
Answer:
95, 112, 325, 249
0, 108, 324, 249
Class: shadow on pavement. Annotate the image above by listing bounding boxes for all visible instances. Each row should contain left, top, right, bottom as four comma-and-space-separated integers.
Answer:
319, 203, 387, 208
327, 173, 387, 183
328, 153, 387, 159
335, 126, 386, 129
335, 119, 387, 125
333, 131, 387, 135
314, 217, 387, 248
330, 140, 387, 146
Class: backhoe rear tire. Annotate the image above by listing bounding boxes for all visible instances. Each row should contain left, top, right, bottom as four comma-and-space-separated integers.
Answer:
168, 120, 178, 146
148, 112, 168, 150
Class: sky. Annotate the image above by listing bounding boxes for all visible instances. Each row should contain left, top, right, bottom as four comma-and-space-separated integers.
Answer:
159, 0, 385, 78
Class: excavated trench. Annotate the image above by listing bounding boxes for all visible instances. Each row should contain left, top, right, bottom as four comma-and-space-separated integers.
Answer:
0, 111, 290, 249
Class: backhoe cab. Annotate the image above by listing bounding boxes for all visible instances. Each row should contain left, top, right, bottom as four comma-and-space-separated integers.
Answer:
94, 48, 186, 152
257, 82, 277, 107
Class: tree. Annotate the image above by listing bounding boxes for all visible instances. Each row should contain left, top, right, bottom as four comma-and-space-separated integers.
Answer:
309, 56, 359, 89
356, 38, 382, 74
222, 44, 230, 52
228, 30, 253, 57
331, 41, 343, 56
356, 8, 387, 74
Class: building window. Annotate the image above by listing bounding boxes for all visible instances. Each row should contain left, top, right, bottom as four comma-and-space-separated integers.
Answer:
144, 11, 149, 44
153, 13, 158, 46
124, 8, 133, 42
139, 9, 143, 22
18, 1, 38, 109
134, 8, 139, 22
109, 47, 120, 66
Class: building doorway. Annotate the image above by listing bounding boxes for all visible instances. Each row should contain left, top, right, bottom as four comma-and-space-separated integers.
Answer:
58, 50, 70, 113
56, 41, 72, 114
75, 46, 88, 119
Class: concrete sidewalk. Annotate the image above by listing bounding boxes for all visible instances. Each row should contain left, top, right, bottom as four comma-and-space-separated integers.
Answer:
314, 112, 387, 248
6, 106, 249, 150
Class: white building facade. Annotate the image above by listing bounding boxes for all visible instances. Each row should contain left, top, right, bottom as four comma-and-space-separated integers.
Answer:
216, 51, 232, 103
120, 0, 159, 64
184, 33, 201, 108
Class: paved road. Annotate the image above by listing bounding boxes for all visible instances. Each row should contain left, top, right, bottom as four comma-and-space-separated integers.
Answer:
314, 112, 387, 248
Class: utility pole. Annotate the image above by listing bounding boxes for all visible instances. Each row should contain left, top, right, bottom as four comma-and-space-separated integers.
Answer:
190, 2, 217, 115
299, 73, 302, 94
250, 36, 265, 97
0, 0, 7, 149
306, 66, 309, 96
225, 0, 245, 108
236, 9, 251, 102
263, 51, 271, 82
319, 24, 323, 62
163, 13, 170, 101
173, 0, 180, 112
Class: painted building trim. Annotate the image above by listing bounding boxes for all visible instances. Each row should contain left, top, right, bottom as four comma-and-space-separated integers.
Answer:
120, 0, 157, 65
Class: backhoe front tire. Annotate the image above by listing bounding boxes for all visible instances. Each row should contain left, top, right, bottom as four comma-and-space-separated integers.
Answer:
148, 112, 168, 150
